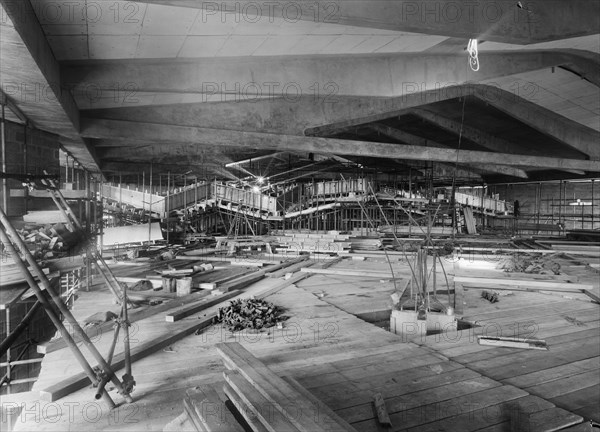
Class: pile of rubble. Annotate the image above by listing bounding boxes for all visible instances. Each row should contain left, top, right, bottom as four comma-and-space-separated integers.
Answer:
497, 254, 562, 275
14, 223, 86, 260
213, 298, 286, 331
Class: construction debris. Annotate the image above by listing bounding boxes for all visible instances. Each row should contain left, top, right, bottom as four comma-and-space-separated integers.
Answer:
497, 254, 562, 274
564, 316, 587, 327
481, 290, 500, 303
213, 298, 286, 331
5, 222, 86, 261
127, 280, 154, 291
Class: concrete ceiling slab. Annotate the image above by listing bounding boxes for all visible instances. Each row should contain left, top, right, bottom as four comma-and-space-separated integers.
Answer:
375, 34, 449, 53
31, 0, 87, 25
232, 19, 283, 36
89, 34, 139, 59
47, 35, 88, 60
178, 35, 228, 58
484, 68, 600, 131
141, 3, 198, 35
216, 35, 267, 56
136, 35, 186, 58
318, 35, 369, 54
187, 12, 236, 35
348, 35, 398, 53
87, 2, 147, 35
253, 35, 306, 56
130, 0, 600, 45
479, 35, 600, 54
289, 35, 338, 55
42, 24, 87, 36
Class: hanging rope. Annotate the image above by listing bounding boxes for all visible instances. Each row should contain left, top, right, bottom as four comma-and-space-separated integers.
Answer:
467, 39, 480, 72
450, 96, 468, 240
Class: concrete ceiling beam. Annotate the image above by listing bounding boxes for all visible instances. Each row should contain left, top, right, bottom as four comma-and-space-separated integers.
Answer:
411, 107, 591, 176
0, 0, 100, 172
367, 123, 529, 179
225, 152, 287, 167
411, 108, 537, 155
555, 50, 600, 87
0, 91, 29, 125
82, 92, 460, 137
81, 118, 599, 171
100, 161, 241, 181
471, 85, 600, 160
132, 0, 599, 44
62, 51, 585, 99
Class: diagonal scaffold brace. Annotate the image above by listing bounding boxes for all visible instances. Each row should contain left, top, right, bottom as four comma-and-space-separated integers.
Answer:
0, 206, 133, 408
41, 172, 127, 304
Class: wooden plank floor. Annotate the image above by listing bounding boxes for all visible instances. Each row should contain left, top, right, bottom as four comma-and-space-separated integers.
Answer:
416, 255, 600, 426
6, 257, 597, 431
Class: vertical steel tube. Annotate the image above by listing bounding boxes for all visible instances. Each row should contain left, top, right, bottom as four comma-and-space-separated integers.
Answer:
1, 103, 8, 212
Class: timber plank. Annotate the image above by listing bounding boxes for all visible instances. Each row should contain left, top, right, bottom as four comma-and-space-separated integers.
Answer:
525, 369, 600, 400
437, 314, 600, 359
184, 385, 245, 432
503, 357, 600, 388
165, 291, 239, 322
217, 270, 266, 292
410, 395, 574, 432
223, 382, 270, 432
336, 376, 502, 424
451, 327, 599, 365
543, 423, 593, 432
216, 342, 350, 431
469, 334, 600, 382
39, 314, 216, 402
38, 280, 299, 401
282, 376, 358, 432
454, 276, 593, 291
223, 370, 301, 432
39, 290, 211, 354
351, 385, 528, 431
550, 385, 600, 411
462, 298, 598, 322
572, 403, 600, 423
311, 367, 481, 411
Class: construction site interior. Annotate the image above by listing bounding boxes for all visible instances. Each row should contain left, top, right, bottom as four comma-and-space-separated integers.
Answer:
1, 1, 600, 432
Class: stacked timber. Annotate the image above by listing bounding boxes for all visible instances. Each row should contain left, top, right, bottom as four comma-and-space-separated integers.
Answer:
272, 230, 351, 255
463, 207, 477, 234
183, 386, 244, 432
348, 235, 382, 251
217, 342, 358, 432
378, 225, 452, 235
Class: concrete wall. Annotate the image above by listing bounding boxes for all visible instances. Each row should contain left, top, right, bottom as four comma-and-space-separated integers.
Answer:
0, 121, 60, 217
0, 300, 55, 395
